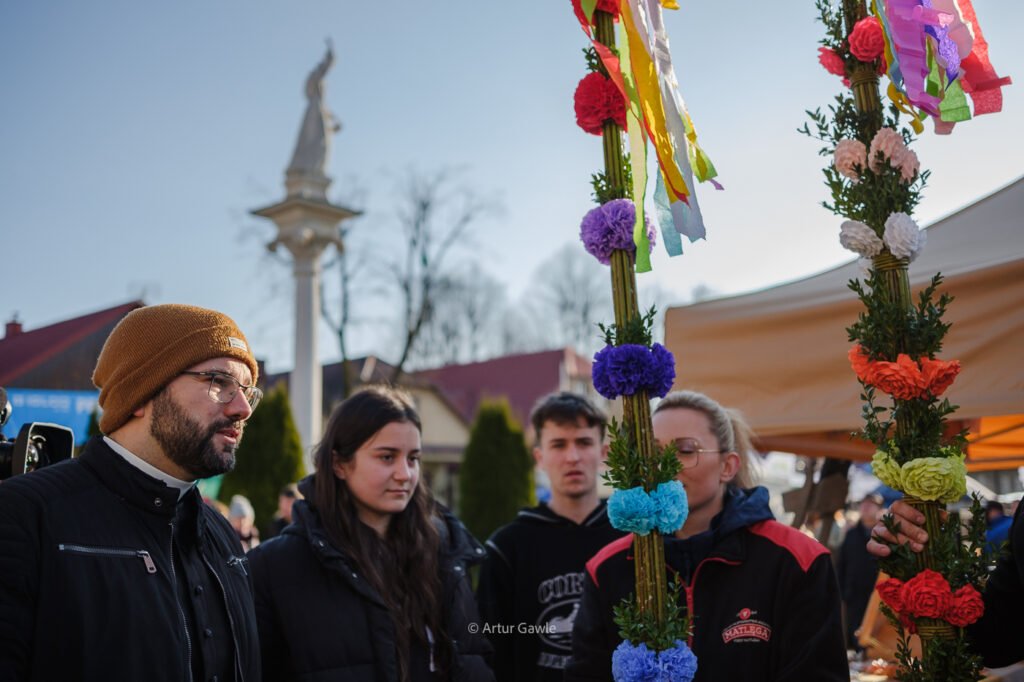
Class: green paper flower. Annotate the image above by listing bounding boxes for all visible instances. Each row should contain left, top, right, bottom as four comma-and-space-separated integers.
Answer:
872, 449, 903, 490
901, 456, 966, 502
937, 449, 968, 503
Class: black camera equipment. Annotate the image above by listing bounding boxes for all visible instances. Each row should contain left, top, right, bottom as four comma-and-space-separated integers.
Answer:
0, 387, 76, 480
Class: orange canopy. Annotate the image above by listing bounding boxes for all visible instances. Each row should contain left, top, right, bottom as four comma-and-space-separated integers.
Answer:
664, 178, 1024, 472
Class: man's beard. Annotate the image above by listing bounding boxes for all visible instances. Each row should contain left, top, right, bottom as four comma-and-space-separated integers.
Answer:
150, 390, 244, 480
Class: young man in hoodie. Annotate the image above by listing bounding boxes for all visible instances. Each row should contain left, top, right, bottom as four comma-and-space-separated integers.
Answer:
476, 392, 624, 681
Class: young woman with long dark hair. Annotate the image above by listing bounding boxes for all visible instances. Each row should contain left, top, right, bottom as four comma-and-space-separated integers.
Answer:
248, 385, 493, 681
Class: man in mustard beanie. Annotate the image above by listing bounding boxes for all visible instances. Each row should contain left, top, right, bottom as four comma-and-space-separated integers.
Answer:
0, 304, 263, 682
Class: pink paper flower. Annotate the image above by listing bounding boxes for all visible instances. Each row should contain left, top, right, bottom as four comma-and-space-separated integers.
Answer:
899, 148, 920, 183
868, 128, 906, 172
834, 139, 868, 181
818, 47, 845, 77
849, 16, 885, 62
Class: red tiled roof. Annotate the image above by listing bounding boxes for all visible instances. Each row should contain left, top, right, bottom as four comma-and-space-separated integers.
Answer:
0, 301, 144, 385
414, 348, 592, 426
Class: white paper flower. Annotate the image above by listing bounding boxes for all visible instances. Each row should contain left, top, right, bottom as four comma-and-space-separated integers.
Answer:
839, 220, 884, 258
858, 257, 873, 281
883, 212, 925, 261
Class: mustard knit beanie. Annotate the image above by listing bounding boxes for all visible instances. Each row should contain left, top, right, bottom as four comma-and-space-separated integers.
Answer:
93, 304, 259, 434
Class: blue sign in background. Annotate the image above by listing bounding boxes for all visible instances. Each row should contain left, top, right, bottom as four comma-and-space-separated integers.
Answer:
2, 389, 99, 446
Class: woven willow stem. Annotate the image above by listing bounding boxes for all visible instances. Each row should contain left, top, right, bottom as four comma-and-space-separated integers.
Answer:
842, 0, 883, 139
902, 497, 956, 643
595, 10, 667, 625
847, 0, 949, 652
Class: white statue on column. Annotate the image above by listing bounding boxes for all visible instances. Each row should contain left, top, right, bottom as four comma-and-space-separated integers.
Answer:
286, 41, 341, 197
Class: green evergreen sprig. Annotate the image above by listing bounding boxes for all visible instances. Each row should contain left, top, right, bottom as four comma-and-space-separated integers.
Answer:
847, 273, 966, 459
613, 580, 692, 650
598, 306, 656, 347
591, 160, 634, 204
602, 418, 680, 490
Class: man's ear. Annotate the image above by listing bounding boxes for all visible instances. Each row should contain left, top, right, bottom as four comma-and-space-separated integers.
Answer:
532, 446, 543, 468
600, 442, 610, 461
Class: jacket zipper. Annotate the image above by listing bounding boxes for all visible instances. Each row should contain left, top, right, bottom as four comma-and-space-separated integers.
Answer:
683, 556, 741, 648
201, 552, 245, 682
58, 543, 157, 574
169, 522, 195, 682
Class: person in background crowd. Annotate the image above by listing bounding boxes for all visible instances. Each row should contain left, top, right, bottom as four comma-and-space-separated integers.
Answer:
567, 390, 848, 681
984, 500, 1013, 555
837, 493, 883, 650
265, 482, 302, 539
229, 494, 260, 551
477, 392, 624, 681
248, 385, 493, 681
0, 304, 262, 682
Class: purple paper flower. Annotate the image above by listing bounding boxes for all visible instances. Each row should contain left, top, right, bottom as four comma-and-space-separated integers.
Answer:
611, 641, 660, 681
592, 343, 677, 400
648, 344, 676, 398
580, 198, 657, 265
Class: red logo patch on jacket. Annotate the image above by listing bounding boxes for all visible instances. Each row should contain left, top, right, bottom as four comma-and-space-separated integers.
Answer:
722, 608, 771, 644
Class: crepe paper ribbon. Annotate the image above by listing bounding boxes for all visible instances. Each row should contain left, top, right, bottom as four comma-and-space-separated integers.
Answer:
953, 0, 1012, 116
917, 1, 961, 86
641, 0, 716, 243
882, 0, 944, 116
573, 0, 720, 263
619, 0, 691, 205
654, 174, 683, 256
615, 17, 654, 272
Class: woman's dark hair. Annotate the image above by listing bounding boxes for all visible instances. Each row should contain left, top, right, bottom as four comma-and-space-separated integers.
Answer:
312, 385, 451, 678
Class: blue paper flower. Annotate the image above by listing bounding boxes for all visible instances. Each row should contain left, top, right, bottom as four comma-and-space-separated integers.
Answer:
658, 640, 698, 681
651, 481, 689, 534
608, 487, 657, 535
647, 344, 677, 398
611, 641, 660, 681
592, 343, 677, 400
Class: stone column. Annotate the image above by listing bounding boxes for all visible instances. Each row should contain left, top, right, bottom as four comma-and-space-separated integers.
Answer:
252, 186, 359, 469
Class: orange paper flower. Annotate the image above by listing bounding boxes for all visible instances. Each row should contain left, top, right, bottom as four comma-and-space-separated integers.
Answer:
869, 354, 928, 401
849, 345, 873, 383
920, 357, 961, 397
849, 345, 962, 400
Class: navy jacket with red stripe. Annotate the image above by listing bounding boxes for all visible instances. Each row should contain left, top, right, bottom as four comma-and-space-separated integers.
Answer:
565, 487, 848, 681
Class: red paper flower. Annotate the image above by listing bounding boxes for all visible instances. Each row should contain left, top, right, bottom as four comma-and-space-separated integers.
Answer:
848, 16, 885, 62
596, 0, 620, 16
574, 72, 627, 136
869, 354, 928, 401
899, 612, 918, 635
945, 584, 985, 628
900, 569, 953, 619
920, 357, 961, 397
877, 577, 905, 613
818, 47, 846, 77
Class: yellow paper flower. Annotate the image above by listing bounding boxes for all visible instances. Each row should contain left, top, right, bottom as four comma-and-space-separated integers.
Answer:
901, 456, 966, 502
937, 449, 968, 503
872, 449, 903, 490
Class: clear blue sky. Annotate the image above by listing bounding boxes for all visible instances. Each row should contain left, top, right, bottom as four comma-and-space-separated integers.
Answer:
3, 1, 1021, 373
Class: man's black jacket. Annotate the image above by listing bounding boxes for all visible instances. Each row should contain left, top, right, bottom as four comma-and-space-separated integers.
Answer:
0, 436, 260, 682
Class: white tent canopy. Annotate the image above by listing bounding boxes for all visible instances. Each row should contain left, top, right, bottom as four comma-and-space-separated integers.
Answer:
664, 177, 1024, 467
